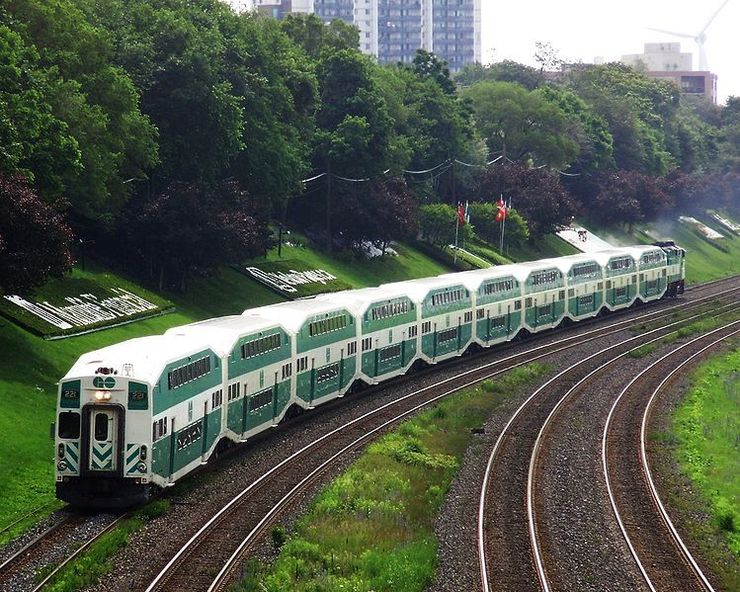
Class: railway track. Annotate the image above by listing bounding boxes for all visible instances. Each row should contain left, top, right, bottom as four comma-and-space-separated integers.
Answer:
476, 295, 740, 592
144, 285, 738, 592
603, 322, 740, 592
0, 512, 124, 592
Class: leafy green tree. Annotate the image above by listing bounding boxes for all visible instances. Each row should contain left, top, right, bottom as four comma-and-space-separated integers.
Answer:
314, 49, 399, 178
716, 96, 740, 171
0, 24, 81, 201
280, 12, 359, 59
456, 61, 544, 90
5, 0, 159, 224
412, 50, 456, 95
418, 203, 474, 246
461, 81, 579, 169
0, 173, 74, 294
566, 63, 679, 175
468, 202, 529, 248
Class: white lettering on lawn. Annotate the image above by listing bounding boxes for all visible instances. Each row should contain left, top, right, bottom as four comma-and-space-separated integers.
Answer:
246, 267, 337, 294
3, 288, 159, 331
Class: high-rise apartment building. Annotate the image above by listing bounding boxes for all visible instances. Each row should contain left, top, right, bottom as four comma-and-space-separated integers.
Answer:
237, 0, 480, 71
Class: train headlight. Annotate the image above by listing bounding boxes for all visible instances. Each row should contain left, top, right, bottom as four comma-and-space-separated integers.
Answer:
94, 391, 112, 401
139, 445, 147, 460
57, 460, 68, 471
57, 443, 65, 459
137, 461, 147, 473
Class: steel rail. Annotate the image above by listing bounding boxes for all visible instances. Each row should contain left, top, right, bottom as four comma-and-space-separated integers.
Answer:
29, 514, 127, 592
602, 321, 740, 592
0, 514, 74, 575
477, 297, 740, 592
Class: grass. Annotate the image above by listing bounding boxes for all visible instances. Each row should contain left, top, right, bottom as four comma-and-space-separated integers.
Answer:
666, 346, 740, 589
0, 264, 174, 338
235, 259, 354, 298
262, 237, 450, 287
231, 363, 550, 592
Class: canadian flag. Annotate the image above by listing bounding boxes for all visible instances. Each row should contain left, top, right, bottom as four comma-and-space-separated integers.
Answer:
495, 197, 507, 222
458, 202, 465, 225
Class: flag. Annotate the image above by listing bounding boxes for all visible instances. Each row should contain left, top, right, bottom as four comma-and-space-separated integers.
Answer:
495, 197, 507, 222
464, 200, 470, 224
457, 202, 465, 225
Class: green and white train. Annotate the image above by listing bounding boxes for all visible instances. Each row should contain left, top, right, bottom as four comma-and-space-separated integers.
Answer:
55, 244, 685, 507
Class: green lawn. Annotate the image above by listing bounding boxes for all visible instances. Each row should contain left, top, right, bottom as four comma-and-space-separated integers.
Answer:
234, 364, 549, 592
673, 347, 740, 556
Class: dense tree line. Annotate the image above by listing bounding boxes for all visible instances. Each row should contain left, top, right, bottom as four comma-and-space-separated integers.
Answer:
0, 0, 737, 293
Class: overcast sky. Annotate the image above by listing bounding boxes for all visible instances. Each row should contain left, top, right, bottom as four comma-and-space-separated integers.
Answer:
481, 0, 739, 104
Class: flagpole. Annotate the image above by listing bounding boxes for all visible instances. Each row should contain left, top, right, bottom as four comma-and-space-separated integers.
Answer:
454, 203, 460, 263
499, 193, 505, 252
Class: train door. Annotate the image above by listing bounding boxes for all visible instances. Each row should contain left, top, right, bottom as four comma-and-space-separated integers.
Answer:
82, 406, 122, 474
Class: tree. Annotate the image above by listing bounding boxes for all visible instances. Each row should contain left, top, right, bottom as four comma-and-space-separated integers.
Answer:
124, 180, 270, 290
455, 60, 544, 90
566, 63, 680, 175
0, 173, 74, 294
412, 50, 456, 95
418, 203, 474, 246
461, 81, 579, 169
468, 201, 529, 248
332, 179, 418, 251
533, 42, 562, 73
5, 0, 159, 225
476, 163, 576, 237
0, 25, 81, 203
280, 13, 359, 59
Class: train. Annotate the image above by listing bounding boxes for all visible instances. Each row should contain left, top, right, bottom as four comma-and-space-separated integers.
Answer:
54, 243, 685, 508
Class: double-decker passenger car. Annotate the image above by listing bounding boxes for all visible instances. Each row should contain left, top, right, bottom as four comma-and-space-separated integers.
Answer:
54, 244, 685, 508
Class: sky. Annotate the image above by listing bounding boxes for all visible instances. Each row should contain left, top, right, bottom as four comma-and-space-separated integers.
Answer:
481, 0, 739, 104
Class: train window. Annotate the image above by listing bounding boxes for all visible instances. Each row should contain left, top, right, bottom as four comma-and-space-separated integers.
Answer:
379, 344, 402, 362
464, 311, 473, 323
491, 316, 506, 328
58, 412, 80, 439
476, 309, 485, 320
438, 327, 458, 343
94, 414, 109, 441
408, 325, 418, 338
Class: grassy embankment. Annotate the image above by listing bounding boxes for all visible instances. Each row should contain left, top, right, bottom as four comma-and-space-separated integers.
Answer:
0, 242, 449, 542
233, 364, 549, 592
651, 346, 740, 591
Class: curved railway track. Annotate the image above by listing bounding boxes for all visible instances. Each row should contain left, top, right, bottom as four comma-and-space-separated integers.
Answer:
602, 322, 739, 592
144, 284, 738, 592
477, 294, 740, 592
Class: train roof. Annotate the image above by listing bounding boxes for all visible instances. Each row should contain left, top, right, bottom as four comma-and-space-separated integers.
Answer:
314, 284, 413, 315
62, 334, 217, 386
243, 297, 354, 333
164, 315, 281, 356
380, 274, 473, 301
